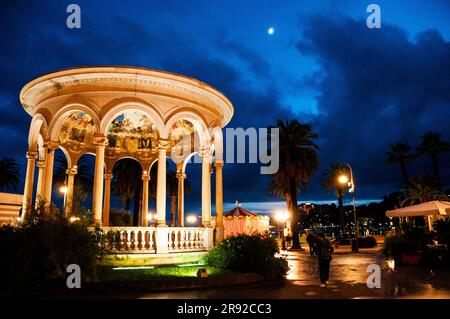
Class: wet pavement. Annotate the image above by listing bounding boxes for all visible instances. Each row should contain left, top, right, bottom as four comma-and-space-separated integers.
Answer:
137, 248, 450, 299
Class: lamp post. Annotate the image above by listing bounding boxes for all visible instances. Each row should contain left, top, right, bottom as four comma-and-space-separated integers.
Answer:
339, 162, 359, 252
59, 183, 68, 215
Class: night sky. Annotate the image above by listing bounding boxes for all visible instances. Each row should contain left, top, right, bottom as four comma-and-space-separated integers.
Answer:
1, 0, 450, 214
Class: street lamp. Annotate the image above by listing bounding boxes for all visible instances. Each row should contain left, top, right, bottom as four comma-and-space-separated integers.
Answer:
338, 162, 359, 252
274, 211, 289, 250
186, 214, 198, 225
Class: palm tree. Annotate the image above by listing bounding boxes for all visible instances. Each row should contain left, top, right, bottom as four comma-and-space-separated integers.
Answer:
268, 119, 319, 249
268, 174, 303, 220
322, 163, 349, 234
53, 155, 93, 194
167, 170, 192, 227
386, 142, 416, 186
402, 175, 448, 206
417, 132, 450, 186
0, 157, 20, 191
112, 159, 142, 225
167, 170, 178, 227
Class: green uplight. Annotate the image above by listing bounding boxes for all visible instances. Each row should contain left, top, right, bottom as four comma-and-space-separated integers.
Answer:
177, 263, 205, 268
112, 266, 155, 270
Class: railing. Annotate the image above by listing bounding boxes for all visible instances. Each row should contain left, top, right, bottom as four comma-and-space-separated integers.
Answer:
99, 226, 214, 254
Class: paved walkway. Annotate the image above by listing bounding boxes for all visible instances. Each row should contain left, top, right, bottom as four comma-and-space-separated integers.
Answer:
137, 248, 450, 299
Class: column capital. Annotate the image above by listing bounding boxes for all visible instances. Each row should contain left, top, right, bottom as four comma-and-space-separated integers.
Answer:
43, 141, 59, 151
142, 174, 150, 181
214, 161, 224, 168
36, 160, 46, 168
199, 148, 213, 161
93, 134, 108, 147
104, 172, 113, 180
66, 167, 78, 175
26, 151, 38, 160
176, 172, 186, 180
157, 139, 170, 150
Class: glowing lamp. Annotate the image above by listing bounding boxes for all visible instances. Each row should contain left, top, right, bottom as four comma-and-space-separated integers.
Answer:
338, 175, 349, 184
186, 215, 197, 224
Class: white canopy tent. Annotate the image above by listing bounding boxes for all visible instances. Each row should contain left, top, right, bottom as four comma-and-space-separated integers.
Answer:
386, 201, 450, 231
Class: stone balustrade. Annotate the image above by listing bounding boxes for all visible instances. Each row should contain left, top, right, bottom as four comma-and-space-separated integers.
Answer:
99, 226, 214, 254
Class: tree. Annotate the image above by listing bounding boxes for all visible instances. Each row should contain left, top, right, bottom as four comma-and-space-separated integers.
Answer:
167, 170, 192, 227
322, 163, 349, 234
268, 119, 319, 249
112, 159, 142, 225
268, 175, 303, 218
386, 142, 416, 186
402, 175, 448, 206
0, 157, 20, 191
417, 132, 450, 186
53, 155, 93, 194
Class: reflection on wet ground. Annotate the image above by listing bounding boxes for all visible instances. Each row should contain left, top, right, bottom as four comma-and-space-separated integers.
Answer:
138, 249, 450, 299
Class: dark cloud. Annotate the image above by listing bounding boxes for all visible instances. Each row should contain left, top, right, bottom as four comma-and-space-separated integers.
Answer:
296, 14, 450, 198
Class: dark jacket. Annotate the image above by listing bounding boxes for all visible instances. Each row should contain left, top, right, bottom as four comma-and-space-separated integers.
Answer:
315, 237, 334, 260
306, 233, 315, 245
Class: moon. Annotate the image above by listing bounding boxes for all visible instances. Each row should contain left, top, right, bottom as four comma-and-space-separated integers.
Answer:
267, 27, 275, 35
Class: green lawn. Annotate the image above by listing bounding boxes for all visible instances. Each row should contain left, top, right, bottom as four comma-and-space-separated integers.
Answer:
97, 264, 230, 282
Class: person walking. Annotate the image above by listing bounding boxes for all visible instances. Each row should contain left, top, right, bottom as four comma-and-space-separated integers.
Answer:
315, 233, 333, 288
306, 230, 316, 256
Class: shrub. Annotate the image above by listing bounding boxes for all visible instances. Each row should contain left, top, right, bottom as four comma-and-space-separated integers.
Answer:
382, 234, 419, 260
357, 236, 377, 248
205, 234, 288, 278
110, 209, 132, 226
0, 203, 102, 294
433, 217, 450, 234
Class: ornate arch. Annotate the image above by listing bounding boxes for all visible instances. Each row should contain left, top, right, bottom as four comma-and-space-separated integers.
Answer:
58, 145, 73, 168
112, 155, 143, 170
28, 113, 49, 151
210, 126, 224, 162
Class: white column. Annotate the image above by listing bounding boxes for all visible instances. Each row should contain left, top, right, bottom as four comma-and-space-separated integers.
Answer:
156, 140, 169, 226
22, 151, 37, 215
141, 172, 150, 226
102, 172, 113, 226
92, 136, 107, 225
201, 148, 212, 227
65, 167, 77, 219
42, 142, 58, 207
214, 161, 224, 243
176, 171, 186, 227
35, 159, 46, 206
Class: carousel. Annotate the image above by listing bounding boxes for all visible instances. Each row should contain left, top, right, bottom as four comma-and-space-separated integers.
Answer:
19, 66, 233, 253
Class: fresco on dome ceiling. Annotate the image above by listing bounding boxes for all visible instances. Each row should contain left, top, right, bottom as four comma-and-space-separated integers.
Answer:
107, 111, 157, 153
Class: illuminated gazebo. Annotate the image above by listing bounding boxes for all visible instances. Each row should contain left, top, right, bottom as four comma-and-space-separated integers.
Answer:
19, 66, 233, 250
